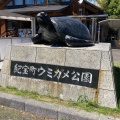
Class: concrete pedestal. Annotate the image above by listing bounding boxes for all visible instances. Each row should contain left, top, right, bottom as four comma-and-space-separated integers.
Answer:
0, 43, 117, 108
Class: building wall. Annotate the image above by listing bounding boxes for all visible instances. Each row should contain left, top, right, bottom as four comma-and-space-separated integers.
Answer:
0, 19, 6, 37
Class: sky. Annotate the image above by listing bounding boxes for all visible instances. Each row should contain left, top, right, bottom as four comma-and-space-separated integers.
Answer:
87, 0, 99, 6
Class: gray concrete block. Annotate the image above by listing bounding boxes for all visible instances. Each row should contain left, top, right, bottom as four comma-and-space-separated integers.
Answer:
65, 49, 101, 69
58, 106, 99, 120
0, 96, 11, 107
58, 110, 89, 120
0, 74, 10, 87
11, 45, 36, 62
84, 43, 111, 51
77, 110, 100, 120
99, 70, 114, 90
99, 114, 115, 120
25, 99, 58, 119
4, 45, 11, 60
36, 47, 66, 66
51, 83, 85, 101
58, 83, 70, 100
83, 87, 97, 101
28, 78, 49, 95
10, 76, 57, 97
49, 81, 58, 97
12, 38, 22, 44
101, 51, 113, 70
68, 114, 89, 120
98, 89, 117, 108
0, 39, 11, 60
37, 79, 51, 96
10, 76, 30, 90
21, 37, 32, 43
9, 99, 25, 110
9, 76, 18, 87
58, 106, 79, 120
69, 85, 84, 101
27, 78, 40, 92
1, 60, 11, 75
0, 92, 25, 110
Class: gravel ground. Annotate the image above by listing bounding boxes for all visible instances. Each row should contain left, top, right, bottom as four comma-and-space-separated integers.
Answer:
0, 105, 54, 120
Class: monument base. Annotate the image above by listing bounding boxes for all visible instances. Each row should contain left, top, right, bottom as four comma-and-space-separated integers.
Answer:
0, 43, 117, 108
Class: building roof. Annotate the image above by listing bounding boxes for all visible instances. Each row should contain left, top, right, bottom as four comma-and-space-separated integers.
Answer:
0, 10, 33, 21
70, 14, 108, 19
83, 0, 103, 13
2, 5, 69, 13
99, 19, 120, 29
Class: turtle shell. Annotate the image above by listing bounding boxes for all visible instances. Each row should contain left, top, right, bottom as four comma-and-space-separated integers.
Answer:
50, 17, 91, 41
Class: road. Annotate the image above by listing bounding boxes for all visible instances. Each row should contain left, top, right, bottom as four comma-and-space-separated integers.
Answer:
112, 49, 120, 61
0, 105, 54, 120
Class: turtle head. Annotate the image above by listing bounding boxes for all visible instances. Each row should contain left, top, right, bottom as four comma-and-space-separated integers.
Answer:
36, 12, 56, 32
36, 12, 51, 26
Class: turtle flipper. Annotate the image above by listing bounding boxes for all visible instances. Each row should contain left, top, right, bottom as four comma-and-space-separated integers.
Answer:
31, 34, 42, 44
65, 35, 94, 47
31, 27, 43, 44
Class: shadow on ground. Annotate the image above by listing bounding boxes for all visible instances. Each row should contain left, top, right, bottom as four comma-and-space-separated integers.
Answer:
114, 66, 120, 105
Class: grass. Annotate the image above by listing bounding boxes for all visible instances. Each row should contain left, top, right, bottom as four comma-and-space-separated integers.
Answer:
0, 86, 120, 117
0, 62, 120, 117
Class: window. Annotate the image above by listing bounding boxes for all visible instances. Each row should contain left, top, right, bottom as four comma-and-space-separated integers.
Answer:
7, 1, 13, 6
14, 0, 23, 5
36, 0, 45, 4
7, 21, 17, 30
48, 0, 58, 3
62, 0, 70, 2
7, 21, 12, 30
25, 0, 34, 5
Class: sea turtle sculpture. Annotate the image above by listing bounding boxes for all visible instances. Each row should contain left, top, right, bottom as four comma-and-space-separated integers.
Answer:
32, 12, 94, 47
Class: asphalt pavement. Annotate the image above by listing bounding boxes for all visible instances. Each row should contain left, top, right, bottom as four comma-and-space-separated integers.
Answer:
112, 49, 120, 61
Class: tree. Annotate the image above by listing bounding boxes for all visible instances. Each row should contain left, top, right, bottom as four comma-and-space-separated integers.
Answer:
96, 0, 120, 18
96, 0, 110, 9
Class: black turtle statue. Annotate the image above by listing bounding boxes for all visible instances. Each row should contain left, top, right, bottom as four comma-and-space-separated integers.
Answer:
32, 12, 94, 47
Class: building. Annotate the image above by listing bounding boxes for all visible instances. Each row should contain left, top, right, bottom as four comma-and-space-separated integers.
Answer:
0, 0, 103, 37
98, 19, 120, 47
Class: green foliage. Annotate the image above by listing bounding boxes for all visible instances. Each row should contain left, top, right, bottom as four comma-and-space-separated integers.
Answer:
96, 0, 120, 18
96, 0, 110, 10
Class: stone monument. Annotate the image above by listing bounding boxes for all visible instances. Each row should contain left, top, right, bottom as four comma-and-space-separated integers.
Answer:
0, 43, 117, 108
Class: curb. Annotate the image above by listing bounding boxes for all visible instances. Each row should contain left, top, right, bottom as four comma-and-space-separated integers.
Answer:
0, 92, 119, 120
